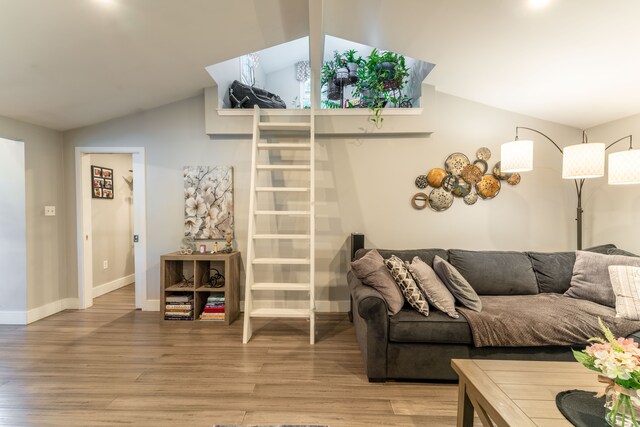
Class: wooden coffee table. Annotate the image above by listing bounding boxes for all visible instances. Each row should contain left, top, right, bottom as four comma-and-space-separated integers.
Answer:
452, 359, 603, 427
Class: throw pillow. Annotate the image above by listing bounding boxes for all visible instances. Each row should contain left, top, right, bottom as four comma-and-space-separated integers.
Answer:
608, 248, 639, 258
432, 255, 482, 312
609, 266, 640, 320
406, 256, 459, 318
565, 251, 640, 307
384, 255, 429, 316
350, 249, 404, 315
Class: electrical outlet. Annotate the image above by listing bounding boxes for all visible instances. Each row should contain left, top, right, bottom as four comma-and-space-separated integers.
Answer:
44, 206, 56, 216
103, 260, 108, 269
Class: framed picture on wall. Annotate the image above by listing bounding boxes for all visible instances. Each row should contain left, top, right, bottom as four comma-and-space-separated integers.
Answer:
91, 165, 114, 199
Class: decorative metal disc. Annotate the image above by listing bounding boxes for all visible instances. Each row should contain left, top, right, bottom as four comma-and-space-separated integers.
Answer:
463, 192, 478, 205
475, 174, 501, 199
444, 153, 470, 177
427, 168, 447, 188
452, 177, 471, 197
441, 174, 458, 192
492, 161, 513, 181
476, 147, 492, 161
474, 159, 488, 174
411, 192, 429, 210
461, 164, 483, 186
507, 173, 521, 186
428, 187, 454, 212
415, 175, 428, 189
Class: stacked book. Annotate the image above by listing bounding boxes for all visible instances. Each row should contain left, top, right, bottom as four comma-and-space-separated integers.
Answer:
200, 294, 225, 321
165, 294, 193, 320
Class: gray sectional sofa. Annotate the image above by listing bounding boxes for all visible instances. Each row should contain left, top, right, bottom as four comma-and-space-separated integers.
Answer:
348, 245, 640, 382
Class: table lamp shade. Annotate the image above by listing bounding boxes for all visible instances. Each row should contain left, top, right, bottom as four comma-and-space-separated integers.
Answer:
501, 140, 533, 172
609, 149, 640, 185
562, 143, 605, 179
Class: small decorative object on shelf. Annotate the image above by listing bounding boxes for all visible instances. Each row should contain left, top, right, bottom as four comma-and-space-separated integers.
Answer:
213, 242, 219, 253
573, 319, 640, 426
221, 230, 233, 253
203, 268, 225, 289
179, 236, 195, 254
199, 244, 206, 254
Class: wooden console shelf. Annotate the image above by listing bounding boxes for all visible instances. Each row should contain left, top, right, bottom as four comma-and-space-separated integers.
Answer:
160, 251, 241, 324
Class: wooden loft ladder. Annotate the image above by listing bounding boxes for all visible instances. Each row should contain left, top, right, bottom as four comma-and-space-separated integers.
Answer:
243, 106, 316, 344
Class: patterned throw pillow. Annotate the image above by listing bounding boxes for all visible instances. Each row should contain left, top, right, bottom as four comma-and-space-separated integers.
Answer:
384, 255, 429, 316
609, 266, 640, 320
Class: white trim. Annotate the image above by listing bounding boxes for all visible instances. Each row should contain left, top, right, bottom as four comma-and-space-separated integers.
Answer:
239, 300, 350, 313
75, 147, 147, 311
26, 298, 79, 324
145, 299, 160, 311
92, 274, 135, 298
0, 311, 27, 325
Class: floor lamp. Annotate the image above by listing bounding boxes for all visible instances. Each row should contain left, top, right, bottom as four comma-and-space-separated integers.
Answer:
501, 127, 638, 250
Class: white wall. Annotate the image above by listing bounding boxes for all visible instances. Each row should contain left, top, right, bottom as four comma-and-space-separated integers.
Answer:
0, 115, 67, 321
89, 153, 134, 293
265, 66, 300, 108
586, 114, 640, 254
0, 138, 26, 321
62, 91, 591, 310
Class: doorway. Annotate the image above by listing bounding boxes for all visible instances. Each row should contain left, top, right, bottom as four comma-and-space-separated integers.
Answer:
75, 147, 147, 310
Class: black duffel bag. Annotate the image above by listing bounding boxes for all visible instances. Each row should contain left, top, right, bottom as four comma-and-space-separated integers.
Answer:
228, 80, 286, 109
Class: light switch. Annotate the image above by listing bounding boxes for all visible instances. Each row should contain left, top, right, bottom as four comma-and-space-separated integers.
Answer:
44, 206, 56, 216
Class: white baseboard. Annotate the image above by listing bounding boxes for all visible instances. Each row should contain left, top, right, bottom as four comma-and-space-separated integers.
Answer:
93, 274, 135, 298
144, 299, 160, 311
26, 298, 79, 324
239, 299, 350, 313
0, 310, 28, 325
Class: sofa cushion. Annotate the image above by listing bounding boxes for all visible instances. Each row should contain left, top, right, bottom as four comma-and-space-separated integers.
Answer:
406, 256, 459, 319
433, 255, 482, 312
384, 255, 429, 316
389, 308, 472, 344
608, 248, 639, 257
527, 244, 618, 294
350, 249, 404, 315
357, 248, 448, 266
609, 266, 640, 320
448, 249, 538, 295
565, 250, 640, 307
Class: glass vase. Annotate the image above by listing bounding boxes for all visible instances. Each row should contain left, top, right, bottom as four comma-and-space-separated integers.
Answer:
605, 387, 640, 427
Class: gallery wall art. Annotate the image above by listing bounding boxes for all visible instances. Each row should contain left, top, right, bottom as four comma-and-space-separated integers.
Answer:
183, 166, 234, 239
91, 165, 114, 199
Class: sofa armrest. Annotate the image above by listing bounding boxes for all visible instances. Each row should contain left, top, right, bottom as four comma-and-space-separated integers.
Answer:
348, 270, 389, 381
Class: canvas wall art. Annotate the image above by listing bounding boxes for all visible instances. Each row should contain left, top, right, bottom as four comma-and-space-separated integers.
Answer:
183, 166, 234, 240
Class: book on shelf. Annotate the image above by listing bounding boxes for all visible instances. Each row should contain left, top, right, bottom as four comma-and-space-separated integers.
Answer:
165, 303, 193, 310
166, 294, 194, 303
203, 307, 225, 313
165, 310, 193, 316
164, 316, 193, 321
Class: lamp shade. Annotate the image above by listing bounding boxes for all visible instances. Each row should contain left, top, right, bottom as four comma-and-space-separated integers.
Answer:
501, 140, 533, 172
562, 143, 604, 179
609, 149, 640, 185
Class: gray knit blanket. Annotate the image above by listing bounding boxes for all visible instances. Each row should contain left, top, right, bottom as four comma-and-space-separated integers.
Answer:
458, 293, 640, 347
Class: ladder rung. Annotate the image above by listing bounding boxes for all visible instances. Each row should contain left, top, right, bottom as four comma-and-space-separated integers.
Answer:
253, 234, 310, 240
258, 143, 311, 150
256, 165, 311, 171
253, 258, 310, 265
255, 210, 311, 216
259, 122, 311, 132
255, 187, 309, 192
252, 282, 310, 291
250, 308, 310, 318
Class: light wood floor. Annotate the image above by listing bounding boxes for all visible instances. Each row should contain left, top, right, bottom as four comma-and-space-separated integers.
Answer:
0, 285, 465, 426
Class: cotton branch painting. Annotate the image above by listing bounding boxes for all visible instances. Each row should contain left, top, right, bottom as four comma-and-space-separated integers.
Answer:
184, 166, 234, 239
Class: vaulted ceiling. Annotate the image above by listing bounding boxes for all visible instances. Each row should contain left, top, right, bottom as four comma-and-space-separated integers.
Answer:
1, 0, 638, 131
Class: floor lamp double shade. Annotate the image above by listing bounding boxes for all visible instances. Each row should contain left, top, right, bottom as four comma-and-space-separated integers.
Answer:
501, 127, 637, 250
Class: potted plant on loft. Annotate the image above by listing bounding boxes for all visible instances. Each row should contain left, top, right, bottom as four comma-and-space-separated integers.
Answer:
343, 49, 363, 84
321, 55, 341, 102
355, 48, 411, 128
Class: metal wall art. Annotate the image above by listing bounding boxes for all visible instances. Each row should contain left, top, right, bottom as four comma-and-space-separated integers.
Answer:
411, 147, 522, 212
